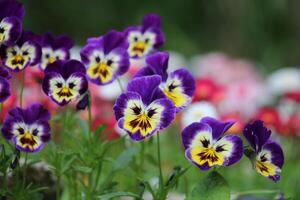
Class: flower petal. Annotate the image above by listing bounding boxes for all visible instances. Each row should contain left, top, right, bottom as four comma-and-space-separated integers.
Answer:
201, 117, 235, 140
181, 122, 212, 150
243, 120, 271, 152
213, 135, 243, 166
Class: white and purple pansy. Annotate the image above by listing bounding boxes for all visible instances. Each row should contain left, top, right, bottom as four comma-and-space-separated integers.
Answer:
0, 66, 11, 102
2, 31, 42, 72
80, 30, 130, 85
124, 14, 164, 59
38, 32, 74, 70
182, 117, 243, 170
42, 60, 88, 106
1, 104, 51, 153
113, 75, 176, 141
243, 120, 284, 182
134, 52, 195, 112
0, 0, 24, 46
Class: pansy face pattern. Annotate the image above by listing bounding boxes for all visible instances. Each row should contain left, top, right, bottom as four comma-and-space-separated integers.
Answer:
40, 47, 68, 70
1, 104, 51, 153
81, 30, 129, 85
127, 30, 156, 58
4, 41, 40, 71
182, 117, 243, 170
134, 52, 195, 112
42, 60, 88, 106
243, 120, 284, 181
114, 75, 176, 141
39, 33, 74, 70
124, 14, 164, 59
0, 0, 24, 46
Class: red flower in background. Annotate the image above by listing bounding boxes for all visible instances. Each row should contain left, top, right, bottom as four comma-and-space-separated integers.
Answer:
284, 90, 300, 103
255, 107, 282, 133
194, 78, 225, 104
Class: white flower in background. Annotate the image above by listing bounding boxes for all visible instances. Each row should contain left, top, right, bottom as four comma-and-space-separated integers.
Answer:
70, 46, 81, 60
267, 67, 300, 96
96, 76, 128, 101
181, 101, 218, 128
167, 51, 187, 72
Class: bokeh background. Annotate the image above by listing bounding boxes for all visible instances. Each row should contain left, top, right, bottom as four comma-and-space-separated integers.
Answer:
22, 0, 300, 72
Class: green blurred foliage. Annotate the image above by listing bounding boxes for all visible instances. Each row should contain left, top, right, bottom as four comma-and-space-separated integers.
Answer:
22, 0, 300, 71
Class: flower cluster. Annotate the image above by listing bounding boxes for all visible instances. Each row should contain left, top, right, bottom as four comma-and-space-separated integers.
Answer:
0, 0, 285, 186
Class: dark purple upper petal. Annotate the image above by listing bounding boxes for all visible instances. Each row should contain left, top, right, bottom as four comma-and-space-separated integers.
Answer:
0, 0, 25, 20
40, 32, 74, 50
102, 30, 128, 54
0, 66, 11, 79
243, 120, 271, 152
127, 75, 162, 105
44, 60, 86, 79
142, 13, 161, 31
201, 117, 235, 140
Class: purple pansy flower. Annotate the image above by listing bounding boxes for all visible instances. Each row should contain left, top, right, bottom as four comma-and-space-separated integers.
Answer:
38, 32, 74, 70
134, 52, 195, 112
42, 60, 88, 106
0, 66, 11, 102
113, 75, 176, 141
1, 104, 51, 153
0, 0, 24, 46
124, 14, 164, 58
2, 31, 42, 72
243, 120, 284, 182
80, 30, 129, 85
182, 117, 243, 170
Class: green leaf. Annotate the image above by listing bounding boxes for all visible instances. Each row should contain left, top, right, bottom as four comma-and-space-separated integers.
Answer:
112, 146, 139, 172
97, 192, 141, 199
95, 125, 107, 139
189, 171, 230, 200
73, 166, 92, 173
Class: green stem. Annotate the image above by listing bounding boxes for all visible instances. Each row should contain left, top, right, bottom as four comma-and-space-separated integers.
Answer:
234, 189, 280, 197
22, 153, 28, 187
56, 175, 61, 200
87, 92, 92, 133
156, 133, 163, 195
116, 77, 124, 92
19, 70, 25, 108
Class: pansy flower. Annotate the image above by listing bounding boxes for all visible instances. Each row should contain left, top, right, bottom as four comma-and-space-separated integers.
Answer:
38, 32, 74, 70
0, 0, 24, 46
42, 60, 88, 106
134, 52, 195, 111
80, 30, 129, 85
243, 120, 284, 181
182, 117, 243, 170
113, 75, 176, 141
2, 31, 41, 72
124, 14, 164, 58
1, 104, 51, 153
0, 66, 11, 102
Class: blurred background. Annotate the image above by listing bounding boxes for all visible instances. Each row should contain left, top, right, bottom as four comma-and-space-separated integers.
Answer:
22, 0, 300, 72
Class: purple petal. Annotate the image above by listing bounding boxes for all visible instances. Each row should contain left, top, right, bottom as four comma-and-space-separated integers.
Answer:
181, 122, 212, 150
201, 117, 235, 140
0, 17, 22, 46
142, 13, 161, 30
263, 141, 284, 169
0, 76, 11, 102
102, 30, 128, 54
0, 0, 25, 20
214, 135, 244, 166
243, 120, 271, 152
127, 75, 162, 105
